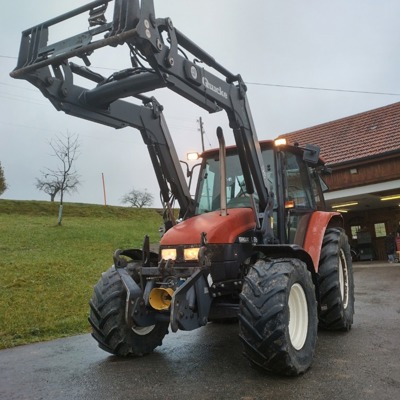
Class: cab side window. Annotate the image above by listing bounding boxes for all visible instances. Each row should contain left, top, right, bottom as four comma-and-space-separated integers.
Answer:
284, 152, 314, 209
283, 152, 315, 246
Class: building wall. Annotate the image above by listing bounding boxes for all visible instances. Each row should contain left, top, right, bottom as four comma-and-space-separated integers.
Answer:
324, 156, 400, 191
343, 206, 400, 261
322, 155, 400, 261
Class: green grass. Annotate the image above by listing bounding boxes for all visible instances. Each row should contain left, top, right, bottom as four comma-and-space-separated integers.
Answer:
0, 199, 163, 349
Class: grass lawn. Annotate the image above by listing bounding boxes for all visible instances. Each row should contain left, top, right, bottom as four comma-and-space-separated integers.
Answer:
0, 200, 163, 349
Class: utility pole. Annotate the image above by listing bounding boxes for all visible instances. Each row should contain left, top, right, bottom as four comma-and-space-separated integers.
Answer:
197, 116, 205, 152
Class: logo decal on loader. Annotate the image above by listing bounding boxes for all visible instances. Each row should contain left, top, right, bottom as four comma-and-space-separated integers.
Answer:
202, 77, 228, 99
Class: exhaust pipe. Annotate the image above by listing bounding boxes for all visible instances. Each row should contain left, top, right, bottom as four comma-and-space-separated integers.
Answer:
217, 127, 227, 217
149, 287, 174, 310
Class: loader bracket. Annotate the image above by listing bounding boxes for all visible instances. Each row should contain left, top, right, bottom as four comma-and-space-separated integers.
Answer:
170, 269, 212, 332
114, 265, 143, 328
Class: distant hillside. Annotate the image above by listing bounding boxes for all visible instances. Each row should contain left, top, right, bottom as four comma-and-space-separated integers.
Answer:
0, 199, 163, 219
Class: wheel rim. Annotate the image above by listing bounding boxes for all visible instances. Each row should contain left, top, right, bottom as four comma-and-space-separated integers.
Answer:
132, 325, 155, 336
288, 283, 308, 350
338, 249, 349, 309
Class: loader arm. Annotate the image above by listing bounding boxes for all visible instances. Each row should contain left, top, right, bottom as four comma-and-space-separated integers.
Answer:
10, 0, 271, 224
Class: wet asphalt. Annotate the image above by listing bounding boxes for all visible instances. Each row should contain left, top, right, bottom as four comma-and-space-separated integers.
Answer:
0, 263, 399, 400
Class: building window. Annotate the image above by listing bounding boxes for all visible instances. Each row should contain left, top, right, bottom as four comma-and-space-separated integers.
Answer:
374, 223, 386, 238
351, 225, 361, 240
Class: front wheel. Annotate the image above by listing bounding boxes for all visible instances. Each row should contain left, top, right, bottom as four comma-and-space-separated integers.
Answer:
318, 228, 355, 331
238, 258, 318, 376
88, 266, 169, 356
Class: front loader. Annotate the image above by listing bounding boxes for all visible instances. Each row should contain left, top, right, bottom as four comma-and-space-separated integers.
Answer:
11, 0, 354, 376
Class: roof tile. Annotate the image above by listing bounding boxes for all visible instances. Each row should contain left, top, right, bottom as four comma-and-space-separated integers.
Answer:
281, 102, 400, 165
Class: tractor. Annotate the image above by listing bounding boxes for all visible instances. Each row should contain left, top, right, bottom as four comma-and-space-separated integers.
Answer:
11, 0, 354, 375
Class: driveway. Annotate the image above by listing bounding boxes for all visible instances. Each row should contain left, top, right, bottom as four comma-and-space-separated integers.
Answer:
1, 263, 399, 400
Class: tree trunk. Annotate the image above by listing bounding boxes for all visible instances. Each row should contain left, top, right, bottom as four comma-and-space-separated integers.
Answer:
58, 204, 63, 225
58, 190, 64, 225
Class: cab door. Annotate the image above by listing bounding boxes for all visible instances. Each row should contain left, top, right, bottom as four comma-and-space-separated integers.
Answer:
279, 151, 317, 246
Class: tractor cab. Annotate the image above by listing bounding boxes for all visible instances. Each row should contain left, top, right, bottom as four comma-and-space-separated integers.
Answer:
193, 138, 327, 246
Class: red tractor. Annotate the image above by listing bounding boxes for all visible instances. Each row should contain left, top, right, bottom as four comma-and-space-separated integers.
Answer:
11, 0, 354, 375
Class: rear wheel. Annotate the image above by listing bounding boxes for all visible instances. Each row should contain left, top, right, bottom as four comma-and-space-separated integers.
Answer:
88, 266, 169, 356
238, 258, 318, 376
318, 228, 354, 331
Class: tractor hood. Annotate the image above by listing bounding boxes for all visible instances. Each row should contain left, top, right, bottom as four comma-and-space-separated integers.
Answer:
160, 208, 256, 246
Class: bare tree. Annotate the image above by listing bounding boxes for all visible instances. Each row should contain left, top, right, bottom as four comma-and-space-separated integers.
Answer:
122, 188, 154, 208
36, 133, 80, 225
0, 161, 8, 196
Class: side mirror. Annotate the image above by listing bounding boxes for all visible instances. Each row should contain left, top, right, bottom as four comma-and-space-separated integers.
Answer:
302, 144, 320, 165
320, 166, 332, 175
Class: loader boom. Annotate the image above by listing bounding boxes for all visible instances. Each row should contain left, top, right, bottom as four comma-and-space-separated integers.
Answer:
11, 0, 272, 230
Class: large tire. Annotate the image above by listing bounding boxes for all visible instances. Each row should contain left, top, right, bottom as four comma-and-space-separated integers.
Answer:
238, 258, 318, 376
88, 266, 169, 356
318, 228, 355, 331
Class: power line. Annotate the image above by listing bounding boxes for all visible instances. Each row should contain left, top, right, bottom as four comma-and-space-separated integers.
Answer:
0, 81, 39, 92
1, 53, 399, 97
0, 94, 47, 107
245, 81, 400, 97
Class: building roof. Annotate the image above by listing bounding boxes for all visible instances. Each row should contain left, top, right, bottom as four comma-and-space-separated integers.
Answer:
281, 102, 400, 166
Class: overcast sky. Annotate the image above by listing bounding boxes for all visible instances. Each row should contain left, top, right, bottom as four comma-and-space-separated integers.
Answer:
2, 0, 400, 207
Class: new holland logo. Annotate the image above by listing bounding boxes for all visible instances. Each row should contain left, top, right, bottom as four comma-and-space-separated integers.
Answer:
202, 77, 228, 99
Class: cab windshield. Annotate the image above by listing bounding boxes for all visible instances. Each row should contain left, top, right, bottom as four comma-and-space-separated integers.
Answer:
195, 149, 276, 214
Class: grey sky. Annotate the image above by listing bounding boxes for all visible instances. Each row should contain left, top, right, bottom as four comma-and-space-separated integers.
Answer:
1, 0, 400, 206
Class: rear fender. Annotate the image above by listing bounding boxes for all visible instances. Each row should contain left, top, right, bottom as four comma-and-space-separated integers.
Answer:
303, 211, 343, 272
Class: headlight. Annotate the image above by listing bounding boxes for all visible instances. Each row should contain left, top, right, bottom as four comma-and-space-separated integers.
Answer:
161, 248, 177, 261
184, 247, 200, 261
